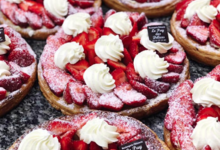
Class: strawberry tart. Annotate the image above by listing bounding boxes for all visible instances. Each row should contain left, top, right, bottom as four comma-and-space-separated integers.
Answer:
103, 0, 182, 18
9, 111, 169, 150
0, 25, 37, 116
0, 0, 101, 40
171, 0, 220, 66
38, 10, 190, 118
164, 65, 220, 150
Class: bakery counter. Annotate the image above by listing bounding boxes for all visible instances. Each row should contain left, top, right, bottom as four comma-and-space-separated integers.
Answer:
0, 3, 214, 149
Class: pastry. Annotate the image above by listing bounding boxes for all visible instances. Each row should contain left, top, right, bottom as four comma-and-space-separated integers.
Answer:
164, 65, 220, 150
0, 0, 101, 40
103, 0, 182, 18
9, 111, 169, 150
38, 10, 190, 118
0, 25, 36, 116
171, 0, 220, 66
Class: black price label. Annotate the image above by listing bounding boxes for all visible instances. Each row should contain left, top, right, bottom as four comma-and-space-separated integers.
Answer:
0, 27, 5, 43
147, 25, 169, 43
120, 139, 148, 150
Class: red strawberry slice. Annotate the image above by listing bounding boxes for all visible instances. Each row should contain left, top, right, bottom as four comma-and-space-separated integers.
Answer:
9, 62, 30, 83
66, 60, 89, 71
136, 12, 148, 30
114, 83, 146, 107
18, 0, 36, 11
130, 79, 158, 99
188, 14, 208, 27
35, 0, 43, 4
41, 12, 55, 29
91, 8, 104, 28
161, 72, 180, 83
28, 3, 44, 15
181, 18, 190, 28
167, 63, 183, 74
170, 41, 182, 53
216, 13, 220, 23
165, 51, 186, 65
75, 0, 94, 8
107, 142, 118, 150
84, 40, 96, 51
63, 81, 73, 104
94, 57, 104, 64
129, 22, 138, 37
187, 26, 209, 45
107, 60, 126, 71
60, 137, 73, 150
123, 48, 133, 65
120, 35, 132, 49
209, 20, 220, 48
212, 105, 220, 120
211, 0, 220, 7
56, 29, 73, 42
111, 68, 127, 87
129, 41, 139, 59
45, 10, 64, 26
25, 12, 42, 29
0, 75, 22, 92
125, 63, 143, 82
104, 9, 116, 21
71, 112, 97, 128
102, 27, 116, 36
0, 87, 7, 101
176, 0, 194, 11
144, 76, 170, 93
83, 86, 101, 109
72, 32, 89, 46
43, 69, 73, 96
72, 140, 89, 150
175, 0, 194, 21
90, 141, 102, 150
196, 107, 219, 122
126, 12, 139, 23
68, 0, 76, 5
14, 9, 28, 27
135, 0, 147, 3
8, 48, 35, 67
208, 65, 220, 81
88, 27, 100, 42
65, 64, 85, 82
99, 92, 124, 111
87, 49, 96, 65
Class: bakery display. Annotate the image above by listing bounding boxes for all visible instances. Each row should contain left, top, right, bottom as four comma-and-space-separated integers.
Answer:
164, 65, 220, 150
38, 10, 190, 118
0, 0, 101, 40
9, 111, 169, 150
171, 0, 220, 66
0, 25, 37, 116
103, 0, 182, 18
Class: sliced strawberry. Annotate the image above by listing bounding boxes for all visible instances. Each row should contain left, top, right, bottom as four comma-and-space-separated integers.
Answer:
123, 48, 133, 65
65, 64, 85, 82
136, 12, 148, 30
9, 62, 30, 83
129, 41, 139, 59
168, 63, 183, 73
102, 27, 116, 36
67, 60, 89, 71
187, 26, 209, 45
25, 12, 43, 29
87, 49, 96, 65
161, 72, 180, 83
78, 7, 96, 15
35, 0, 43, 4
216, 13, 220, 23
89, 141, 102, 150
120, 35, 132, 49
68, 0, 76, 5
8, 48, 35, 67
175, 0, 194, 21
165, 51, 186, 65
91, 8, 104, 28
63, 81, 73, 104
107, 142, 118, 150
197, 107, 219, 122
188, 14, 208, 27
170, 41, 182, 53
114, 83, 146, 107
94, 57, 104, 64
196, 114, 211, 123
60, 137, 73, 150
14, 9, 28, 27
18, 0, 36, 11
72, 140, 89, 150
208, 64, 220, 81
211, 0, 220, 7
41, 12, 55, 29
203, 145, 212, 150
107, 59, 126, 71
176, 0, 194, 11
88, 27, 100, 42
129, 80, 158, 99
209, 20, 220, 48
72, 32, 89, 47
104, 9, 116, 21
144, 76, 170, 93
0, 87, 7, 101
99, 92, 124, 111
132, 35, 140, 43
43, 69, 73, 96
45, 10, 64, 26
111, 68, 127, 87
56, 29, 73, 42
0, 75, 22, 92
84, 40, 96, 51
75, 0, 94, 8
126, 12, 139, 23
135, 0, 147, 3
129, 22, 138, 37
28, 3, 44, 15
181, 18, 190, 28
83, 86, 101, 109
125, 63, 143, 82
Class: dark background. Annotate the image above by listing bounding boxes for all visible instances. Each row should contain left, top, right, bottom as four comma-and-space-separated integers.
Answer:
0, 3, 213, 149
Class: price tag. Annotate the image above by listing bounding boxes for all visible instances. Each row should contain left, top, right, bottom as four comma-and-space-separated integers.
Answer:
120, 139, 148, 150
0, 27, 5, 43
147, 25, 169, 43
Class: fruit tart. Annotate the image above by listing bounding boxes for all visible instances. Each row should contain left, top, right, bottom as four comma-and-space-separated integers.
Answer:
103, 0, 182, 18
0, 25, 37, 116
38, 10, 190, 118
9, 111, 169, 150
164, 65, 220, 150
171, 0, 220, 66
0, 0, 101, 40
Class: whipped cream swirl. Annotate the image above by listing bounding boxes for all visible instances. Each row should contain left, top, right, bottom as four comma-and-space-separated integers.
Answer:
0, 61, 11, 77
54, 42, 85, 69
62, 13, 91, 37
95, 34, 124, 62
184, 0, 217, 23
6, 0, 22, 3
191, 78, 220, 107
0, 35, 11, 55
192, 117, 220, 150
83, 64, 115, 94
105, 12, 132, 36
44, 0, 68, 18
18, 129, 61, 150
77, 118, 119, 149
138, 29, 174, 54
134, 50, 169, 79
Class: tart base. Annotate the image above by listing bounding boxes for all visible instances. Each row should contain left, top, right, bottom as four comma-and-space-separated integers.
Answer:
0, 0, 101, 40
103, 0, 181, 18
171, 12, 220, 66
164, 127, 179, 150
38, 56, 190, 118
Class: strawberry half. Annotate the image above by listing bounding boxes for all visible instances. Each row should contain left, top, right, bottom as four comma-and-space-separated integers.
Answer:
0, 87, 7, 101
